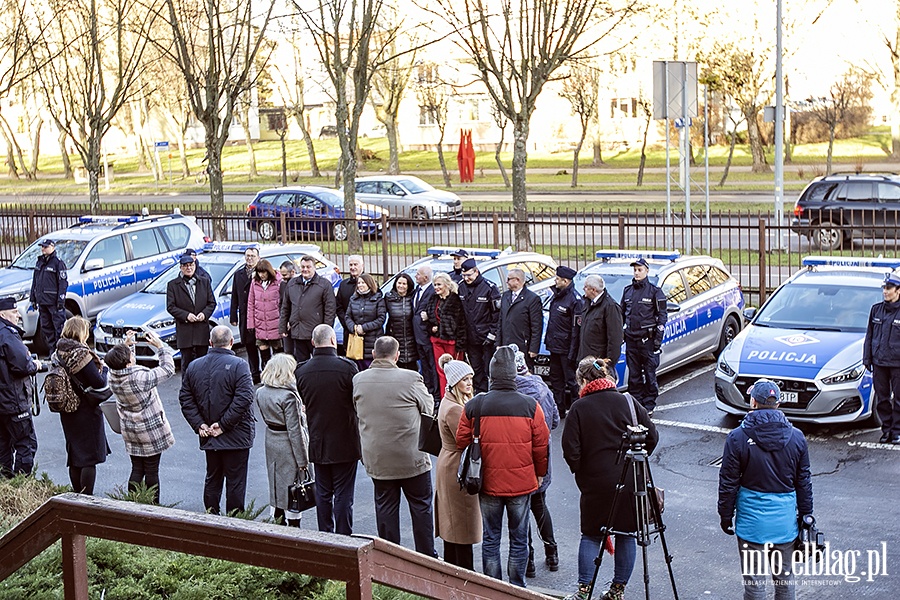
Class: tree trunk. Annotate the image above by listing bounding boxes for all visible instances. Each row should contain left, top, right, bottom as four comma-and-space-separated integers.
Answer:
826, 126, 835, 175
891, 17, 900, 158
745, 109, 770, 173
437, 128, 451, 187
637, 115, 651, 186
293, 111, 320, 177
784, 76, 792, 163
511, 118, 532, 251
280, 133, 287, 187
385, 118, 400, 175
178, 132, 190, 178
2, 130, 18, 179
341, 152, 362, 252
719, 123, 739, 187
495, 127, 510, 189
87, 141, 101, 213
571, 130, 586, 188
592, 140, 604, 166
29, 117, 42, 178
242, 106, 257, 178
58, 131, 72, 179
205, 130, 227, 241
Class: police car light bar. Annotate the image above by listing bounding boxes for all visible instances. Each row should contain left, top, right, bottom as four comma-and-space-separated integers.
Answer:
78, 215, 140, 224
801, 256, 900, 269
201, 242, 261, 253
595, 250, 681, 262
426, 246, 501, 258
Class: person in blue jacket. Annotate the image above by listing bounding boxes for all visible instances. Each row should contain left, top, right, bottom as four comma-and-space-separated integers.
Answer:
30, 239, 67, 354
718, 378, 814, 600
863, 271, 900, 444
0, 296, 41, 478
620, 258, 666, 414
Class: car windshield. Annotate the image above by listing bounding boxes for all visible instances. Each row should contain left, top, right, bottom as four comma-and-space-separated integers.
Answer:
10, 239, 90, 270
754, 283, 879, 332
317, 189, 344, 206
143, 261, 233, 294
398, 178, 433, 194
573, 266, 658, 303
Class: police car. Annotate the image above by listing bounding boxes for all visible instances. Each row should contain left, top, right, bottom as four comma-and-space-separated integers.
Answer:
93, 242, 341, 363
534, 250, 745, 380
716, 256, 890, 424
0, 213, 208, 352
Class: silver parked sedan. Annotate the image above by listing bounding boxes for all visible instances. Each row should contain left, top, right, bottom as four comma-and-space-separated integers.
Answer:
350, 175, 463, 220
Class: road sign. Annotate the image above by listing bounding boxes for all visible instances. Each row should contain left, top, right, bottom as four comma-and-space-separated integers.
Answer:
674, 118, 692, 129
154, 141, 169, 149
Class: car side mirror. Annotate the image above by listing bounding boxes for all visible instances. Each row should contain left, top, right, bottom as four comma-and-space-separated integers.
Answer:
742, 307, 757, 321
666, 302, 680, 313
83, 258, 105, 272
394, 189, 406, 197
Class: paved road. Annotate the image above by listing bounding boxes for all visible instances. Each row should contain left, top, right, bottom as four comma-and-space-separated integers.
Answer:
27, 350, 899, 598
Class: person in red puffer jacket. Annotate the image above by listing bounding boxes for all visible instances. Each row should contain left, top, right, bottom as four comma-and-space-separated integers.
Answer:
456, 344, 549, 588
247, 259, 283, 370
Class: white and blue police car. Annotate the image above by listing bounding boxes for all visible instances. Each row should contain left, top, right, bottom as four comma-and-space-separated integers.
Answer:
715, 256, 893, 424
93, 242, 341, 363
0, 213, 208, 352
535, 250, 745, 382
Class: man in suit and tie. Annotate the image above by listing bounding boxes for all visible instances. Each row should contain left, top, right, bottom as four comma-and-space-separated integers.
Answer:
166, 254, 216, 371
412, 265, 439, 400
498, 268, 543, 371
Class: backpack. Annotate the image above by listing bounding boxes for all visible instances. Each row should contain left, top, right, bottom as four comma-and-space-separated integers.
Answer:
42, 356, 80, 413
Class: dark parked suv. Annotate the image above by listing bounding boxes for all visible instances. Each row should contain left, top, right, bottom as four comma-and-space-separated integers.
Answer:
791, 173, 900, 250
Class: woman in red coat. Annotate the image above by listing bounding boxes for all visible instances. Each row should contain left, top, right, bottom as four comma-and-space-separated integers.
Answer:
247, 259, 283, 370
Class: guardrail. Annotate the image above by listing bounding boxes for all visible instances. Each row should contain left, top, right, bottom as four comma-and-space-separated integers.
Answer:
0, 493, 553, 600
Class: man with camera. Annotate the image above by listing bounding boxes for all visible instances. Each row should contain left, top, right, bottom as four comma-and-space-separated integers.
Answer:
0, 296, 41, 478
718, 378, 813, 600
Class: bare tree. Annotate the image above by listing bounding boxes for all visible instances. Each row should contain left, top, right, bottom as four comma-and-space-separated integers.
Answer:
414, 62, 452, 187
635, 93, 652, 186
160, 0, 277, 239
295, 0, 396, 252
560, 62, 600, 188
489, 102, 511, 189
427, 0, 639, 249
809, 68, 873, 175
238, 91, 258, 179
29, 0, 157, 212
371, 24, 417, 175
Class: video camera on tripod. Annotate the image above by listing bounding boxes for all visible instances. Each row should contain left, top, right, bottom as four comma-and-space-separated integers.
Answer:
616, 424, 650, 464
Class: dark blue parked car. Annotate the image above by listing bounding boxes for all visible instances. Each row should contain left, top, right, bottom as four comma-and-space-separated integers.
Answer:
246, 186, 387, 241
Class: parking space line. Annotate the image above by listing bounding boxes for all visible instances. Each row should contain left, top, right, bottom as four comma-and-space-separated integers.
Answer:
834, 427, 880, 439
654, 396, 716, 412
652, 418, 733, 435
848, 441, 900, 451
658, 363, 716, 395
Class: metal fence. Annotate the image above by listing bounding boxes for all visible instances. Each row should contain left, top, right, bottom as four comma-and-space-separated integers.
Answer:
2, 204, 898, 306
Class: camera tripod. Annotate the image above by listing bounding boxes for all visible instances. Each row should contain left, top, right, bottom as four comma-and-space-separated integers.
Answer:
584, 426, 679, 600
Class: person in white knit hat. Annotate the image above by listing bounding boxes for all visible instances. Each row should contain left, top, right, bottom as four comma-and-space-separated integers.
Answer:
434, 354, 482, 569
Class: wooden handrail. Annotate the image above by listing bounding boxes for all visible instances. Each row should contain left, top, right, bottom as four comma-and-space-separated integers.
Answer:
0, 493, 553, 600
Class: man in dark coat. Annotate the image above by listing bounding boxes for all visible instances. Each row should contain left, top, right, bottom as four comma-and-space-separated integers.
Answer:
544, 265, 582, 416
576, 274, 624, 377
412, 265, 439, 400
280, 255, 336, 363
295, 324, 361, 534
621, 258, 667, 414
230, 246, 262, 383
278, 260, 296, 357
498, 269, 543, 371
335, 254, 364, 351
0, 296, 41, 478
863, 271, 900, 444
458, 258, 501, 393
179, 326, 256, 515
166, 255, 216, 372
30, 239, 67, 354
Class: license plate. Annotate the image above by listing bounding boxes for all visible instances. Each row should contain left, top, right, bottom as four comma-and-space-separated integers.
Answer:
534, 365, 550, 377
108, 337, 123, 346
780, 391, 798, 404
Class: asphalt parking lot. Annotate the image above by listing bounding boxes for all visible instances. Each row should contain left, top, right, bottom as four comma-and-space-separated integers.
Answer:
26, 351, 900, 598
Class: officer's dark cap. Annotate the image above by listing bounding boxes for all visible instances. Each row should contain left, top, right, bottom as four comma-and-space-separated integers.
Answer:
0, 296, 16, 310
630, 257, 649, 269
556, 265, 577, 280
461, 258, 478, 271
179, 255, 196, 265
450, 249, 469, 258
38, 239, 55, 247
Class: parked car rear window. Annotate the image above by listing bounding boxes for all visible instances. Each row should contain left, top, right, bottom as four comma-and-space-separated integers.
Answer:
806, 182, 839, 202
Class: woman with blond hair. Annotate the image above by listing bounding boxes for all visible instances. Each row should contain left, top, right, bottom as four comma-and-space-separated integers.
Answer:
422, 272, 467, 393
54, 315, 111, 495
255, 352, 309, 527
433, 353, 481, 569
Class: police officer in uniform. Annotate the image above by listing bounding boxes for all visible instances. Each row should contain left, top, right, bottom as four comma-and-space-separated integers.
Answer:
544, 266, 582, 417
30, 239, 67, 354
458, 258, 500, 393
0, 296, 41, 478
863, 271, 900, 444
449, 249, 468, 284
621, 258, 667, 414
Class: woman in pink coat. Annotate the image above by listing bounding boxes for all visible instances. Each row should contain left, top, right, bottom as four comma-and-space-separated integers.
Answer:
247, 259, 283, 369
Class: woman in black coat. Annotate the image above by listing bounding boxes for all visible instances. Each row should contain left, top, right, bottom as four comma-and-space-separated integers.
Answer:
561, 356, 658, 600
345, 272, 387, 370
384, 273, 418, 371
55, 316, 111, 495
423, 272, 467, 394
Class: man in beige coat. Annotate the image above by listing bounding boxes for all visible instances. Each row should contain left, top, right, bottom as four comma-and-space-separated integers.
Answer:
353, 336, 436, 557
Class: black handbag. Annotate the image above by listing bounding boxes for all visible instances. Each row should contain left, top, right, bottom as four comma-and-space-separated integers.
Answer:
418, 412, 442, 456
457, 400, 482, 495
287, 470, 317, 513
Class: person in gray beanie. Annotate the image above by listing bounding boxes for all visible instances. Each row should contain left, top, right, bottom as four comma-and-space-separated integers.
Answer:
513, 346, 560, 577
434, 354, 481, 569
456, 345, 550, 588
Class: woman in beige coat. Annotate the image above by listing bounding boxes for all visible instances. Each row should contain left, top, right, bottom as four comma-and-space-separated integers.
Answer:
434, 354, 481, 569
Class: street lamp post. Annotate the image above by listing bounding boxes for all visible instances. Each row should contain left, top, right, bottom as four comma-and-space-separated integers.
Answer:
774, 0, 786, 251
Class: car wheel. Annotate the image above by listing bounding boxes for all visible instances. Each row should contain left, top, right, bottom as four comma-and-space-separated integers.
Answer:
411, 206, 428, 221
813, 221, 848, 251
332, 222, 348, 241
258, 220, 277, 241
716, 314, 741, 355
